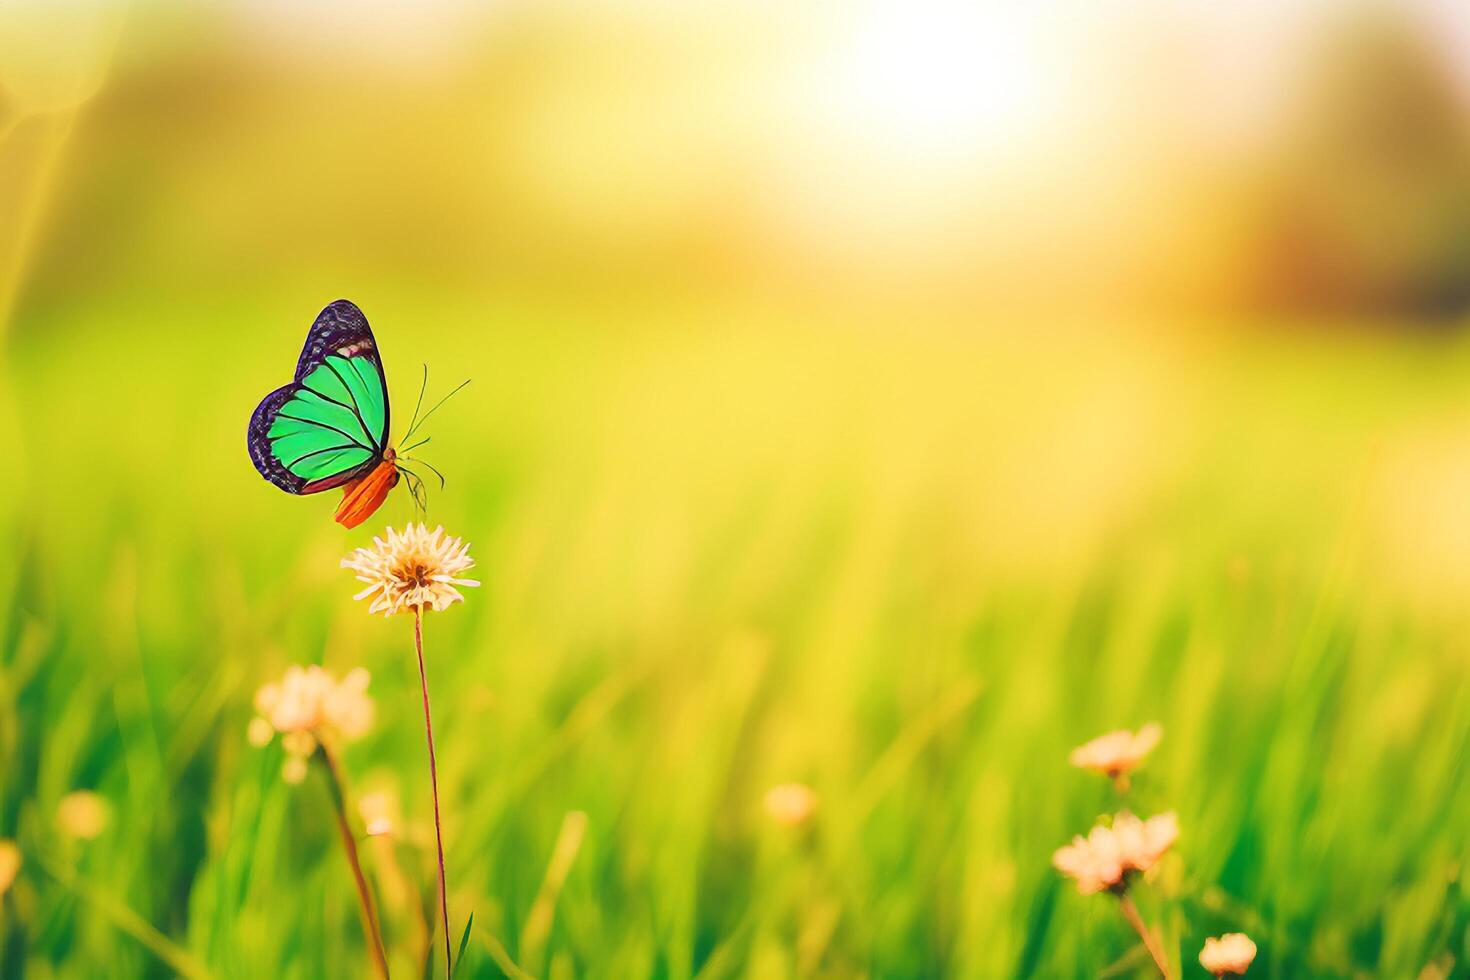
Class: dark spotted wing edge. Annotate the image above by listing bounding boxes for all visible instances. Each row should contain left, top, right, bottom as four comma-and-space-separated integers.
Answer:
293, 299, 391, 453
246, 300, 389, 495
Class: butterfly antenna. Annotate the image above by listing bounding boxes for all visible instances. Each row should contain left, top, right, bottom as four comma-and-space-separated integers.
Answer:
400, 435, 431, 456
402, 364, 430, 443
403, 378, 470, 444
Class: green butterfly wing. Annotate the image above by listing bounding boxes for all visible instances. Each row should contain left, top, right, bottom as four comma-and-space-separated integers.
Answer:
248, 301, 392, 494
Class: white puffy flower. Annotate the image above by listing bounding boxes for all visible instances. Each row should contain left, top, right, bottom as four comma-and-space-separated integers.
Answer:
341, 524, 479, 616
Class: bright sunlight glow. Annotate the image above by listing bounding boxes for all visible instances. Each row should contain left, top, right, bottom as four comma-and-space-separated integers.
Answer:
813, 0, 1061, 168
764, 0, 1071, 268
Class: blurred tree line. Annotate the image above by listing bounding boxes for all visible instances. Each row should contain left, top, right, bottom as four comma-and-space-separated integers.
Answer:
1247, 14, 1470, 320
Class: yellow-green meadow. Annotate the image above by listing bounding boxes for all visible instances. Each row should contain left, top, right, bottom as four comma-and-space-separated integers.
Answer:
2, 4, 1469, 977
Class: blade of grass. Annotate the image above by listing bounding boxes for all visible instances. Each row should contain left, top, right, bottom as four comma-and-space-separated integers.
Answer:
478, 925, 534, 980
450, 912, 474, 979
37, 852, 214, 980
834, 675, 983, 857
518, 811, 588, 975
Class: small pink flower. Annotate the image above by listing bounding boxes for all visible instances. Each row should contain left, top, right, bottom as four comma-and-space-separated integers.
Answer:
763, 783, 818, 827
359, 790, 399, 837
0, 841, 18, 897
248, 665, 375, 782
56, 791, 110, 841
1053, 823, 1125, 894
1113, 810, 1178, 870
1052, 811, 1178, 894
1200, 933, 1257, 976
1069, 723, 1162, 779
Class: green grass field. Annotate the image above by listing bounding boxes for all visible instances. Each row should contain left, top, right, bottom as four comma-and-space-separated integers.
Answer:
1, 292, 1468, 978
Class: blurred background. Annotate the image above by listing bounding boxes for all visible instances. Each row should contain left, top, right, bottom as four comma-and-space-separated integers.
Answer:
2, 1, 1469, 977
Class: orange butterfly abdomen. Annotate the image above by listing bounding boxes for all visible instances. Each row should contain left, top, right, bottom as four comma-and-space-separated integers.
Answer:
335, 450, 399, 529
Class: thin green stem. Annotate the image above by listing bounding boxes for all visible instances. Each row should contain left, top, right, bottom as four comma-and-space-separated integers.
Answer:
414, 605, 452, 979
1117, 890, 1170, 979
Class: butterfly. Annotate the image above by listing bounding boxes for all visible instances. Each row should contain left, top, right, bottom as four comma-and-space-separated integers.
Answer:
247, 299, 460, 528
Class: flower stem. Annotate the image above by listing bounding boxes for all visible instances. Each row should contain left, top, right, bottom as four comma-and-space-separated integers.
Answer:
414, 605, 452, 980
319, 742, 391, 980
1117, 891, 1170, 979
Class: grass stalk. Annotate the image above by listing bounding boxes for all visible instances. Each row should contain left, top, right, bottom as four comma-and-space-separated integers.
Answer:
1116, 890, 1170, 979
36, 853, 214, 980
519, 810, 588, 974
368, 833, 431, 973
319, 742, 391, 980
